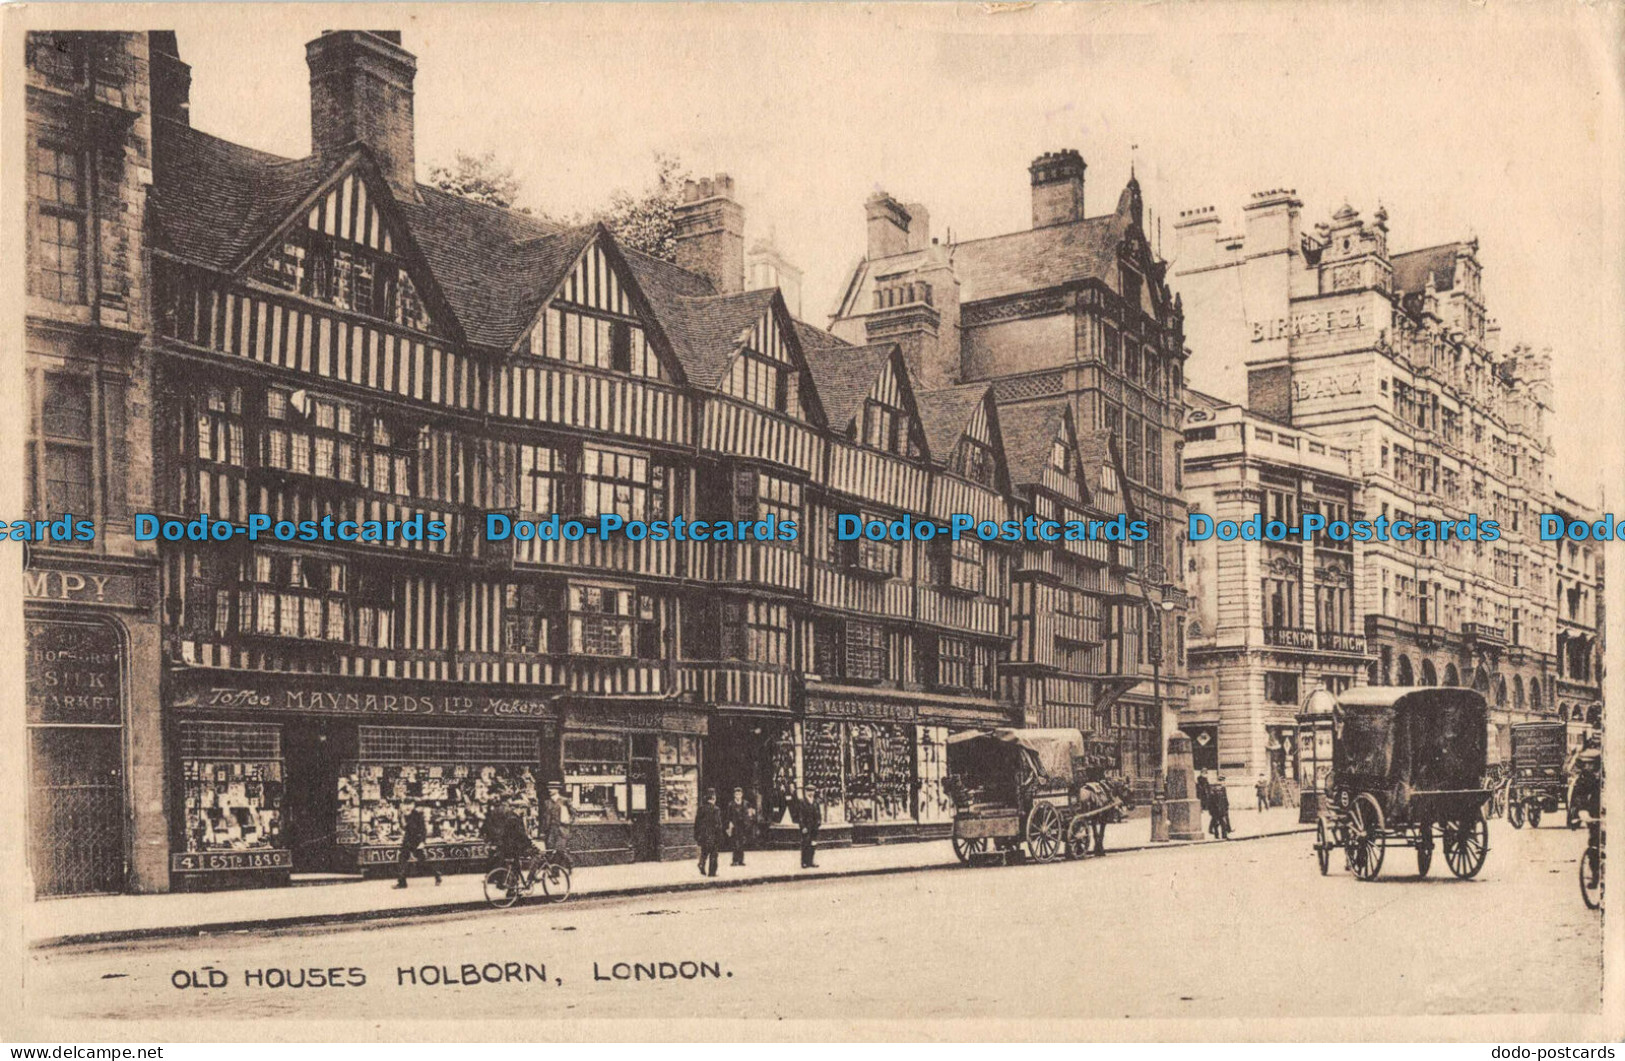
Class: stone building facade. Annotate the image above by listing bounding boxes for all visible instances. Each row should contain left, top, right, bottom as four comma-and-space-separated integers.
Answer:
1181, 391, 1369, 779
1172, 193, 1562, 751
1551, 491, 1605, 749
22, 31, 167, 896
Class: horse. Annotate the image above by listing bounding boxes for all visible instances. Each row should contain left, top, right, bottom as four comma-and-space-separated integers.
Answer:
1074, 776, 1132, 853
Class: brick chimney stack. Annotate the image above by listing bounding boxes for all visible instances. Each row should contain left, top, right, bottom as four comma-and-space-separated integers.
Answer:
307, 30, 418, 201
866, 193, 912, 260
149, 31, 191, 126
674, 174, 745, 295
1030, 149, 1086, 228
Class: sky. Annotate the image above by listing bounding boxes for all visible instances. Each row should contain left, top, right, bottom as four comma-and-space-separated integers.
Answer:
158, 2, 1622, 502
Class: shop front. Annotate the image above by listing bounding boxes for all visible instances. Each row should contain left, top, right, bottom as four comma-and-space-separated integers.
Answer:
166, 669, 561, 890
560, 703, 708, 866
703, 713, 799, 837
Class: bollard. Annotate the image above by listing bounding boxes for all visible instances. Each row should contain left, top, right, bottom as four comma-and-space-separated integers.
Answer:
1150, 798, 1170, 843
1162, 730, 1204, 841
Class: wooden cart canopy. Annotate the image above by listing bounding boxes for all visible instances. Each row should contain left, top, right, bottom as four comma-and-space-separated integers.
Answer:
949, 727, 1086, 783
1333, 686, 1489, 718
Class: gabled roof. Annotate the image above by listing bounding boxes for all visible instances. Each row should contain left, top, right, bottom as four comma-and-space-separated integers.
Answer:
1075, 428, 1129, 519
952, 210, 1130, 303
915, 384, 990, 461
996, 399, 1072, 487
656, 287, 782, 388
1392, 242, 1464, 296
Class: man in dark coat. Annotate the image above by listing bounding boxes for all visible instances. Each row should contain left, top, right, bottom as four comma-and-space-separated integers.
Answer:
792, 787, 821, 868
1195, 771, 1213, 833
394, 800, 442, 888
724, 787, 753, 867
541, 782, 574, 870
1211, 775, 1233, 839
694, 788, 724, 876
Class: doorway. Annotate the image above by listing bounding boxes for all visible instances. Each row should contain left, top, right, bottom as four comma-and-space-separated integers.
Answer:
629, 734, 659, 861
282, 719, 355, 873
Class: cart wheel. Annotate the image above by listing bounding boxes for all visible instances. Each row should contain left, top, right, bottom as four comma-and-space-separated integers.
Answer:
1529, 804, 1543, 829
1066, 816, 1093, 859
1579, 839, 1603, 910
1346, 794, 1385, 882
1025, 802, 1063, 863
1508, 799, 1525, 829
952, 836, 987, 864
1416, 822, 1433, 878
1315, 819, 1330, 876
483, 866, 521, 909
1442, 815, 1489, 879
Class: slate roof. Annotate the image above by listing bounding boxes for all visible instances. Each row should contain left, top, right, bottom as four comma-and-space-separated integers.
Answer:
151, 118, 599, 350
649, 287, 782, 389
996, 399, 1070, 486
915, 384, 991, 465
951, 211, 1129, 303
1075, 428, 1128, 518
1392, 242, 1463, 295
799, 340, 896, 434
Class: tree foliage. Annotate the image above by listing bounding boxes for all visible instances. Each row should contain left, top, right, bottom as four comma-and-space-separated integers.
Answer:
597, 152, 690, 262
427, 150, 527, 212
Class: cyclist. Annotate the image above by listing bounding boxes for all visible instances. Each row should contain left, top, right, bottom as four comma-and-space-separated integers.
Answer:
481, 794, 541, 881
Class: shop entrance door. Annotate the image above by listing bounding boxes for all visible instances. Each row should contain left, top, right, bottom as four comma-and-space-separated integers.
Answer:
283, 720, 352, 873
28, 727, 125, 896
629, 734, 659, 861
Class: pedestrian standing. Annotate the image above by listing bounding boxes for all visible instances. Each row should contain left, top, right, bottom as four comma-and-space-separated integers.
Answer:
724, 787, 753, 867
1212, 775, 1233, 839
695, 788, 723, 877
542, 782, 574, 870
1196, 771, 1214, 835
394, 800, 442, 888
793, 787, 821, 868
1255, 774, 1270, 813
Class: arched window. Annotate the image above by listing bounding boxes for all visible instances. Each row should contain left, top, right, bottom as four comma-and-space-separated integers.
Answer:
1443, 662, 1460, 686
1420, 660, 1437, 686
1396, 655, 1414, 685
1529, 680, 1542, 714
1514, 675, 1525, 711
1496, 676, 1508, 708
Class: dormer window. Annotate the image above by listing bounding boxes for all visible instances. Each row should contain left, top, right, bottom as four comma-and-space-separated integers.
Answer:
1050, 440, 1071, 476
862, 400, 916, 456
256, 227, 435, 335
957, 438, 996, 487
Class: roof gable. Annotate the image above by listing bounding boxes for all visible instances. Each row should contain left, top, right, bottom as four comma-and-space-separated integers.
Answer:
998, 399, 1092, 503
917, 383, 1011, 493
799, 337, 929, 459
243, 158, 462, 342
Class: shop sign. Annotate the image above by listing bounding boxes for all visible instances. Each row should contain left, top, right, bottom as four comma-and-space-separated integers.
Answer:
1252, 306, 1368, 343
565, 706, 708, 734
172, 679, 560, 722
27, 619, 122, 725
360, 843, 492, 865
805, 697, 917, 723
171, 849, 291, 873
25, 566, 154, 609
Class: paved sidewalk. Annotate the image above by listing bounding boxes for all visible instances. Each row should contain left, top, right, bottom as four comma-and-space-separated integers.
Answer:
28, 805, 1309, 949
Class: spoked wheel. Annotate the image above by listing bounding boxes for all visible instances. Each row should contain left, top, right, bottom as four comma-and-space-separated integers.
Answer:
1579, 841, 1603, 910
1066, 816, 1093, 859
1508, 799, 1525, 829
1315, 819, 1331, 875
1346, 794, 1386, 881
1416, 822, 1433, 878
539, 861, 571, 903
952, 836, 987, 864
1442, 815, 1489, 879
1529, 804, 1543, 829
483, 866, 521, 909
1025, 802, 1064, 863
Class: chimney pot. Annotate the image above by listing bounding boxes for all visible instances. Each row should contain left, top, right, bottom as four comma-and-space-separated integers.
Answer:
1030, 149, 1086, 228
673, 172, 745, 295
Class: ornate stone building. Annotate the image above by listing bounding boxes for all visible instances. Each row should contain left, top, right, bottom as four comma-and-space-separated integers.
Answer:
1173, 193, 1562, 752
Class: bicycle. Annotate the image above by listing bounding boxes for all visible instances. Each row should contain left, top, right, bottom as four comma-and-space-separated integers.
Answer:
483, 848, 571, 908
1579, 819, 1604, 911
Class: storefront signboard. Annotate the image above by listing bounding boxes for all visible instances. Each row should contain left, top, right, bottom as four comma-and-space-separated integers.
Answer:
25, 565, 154, 610
805, 697, 918, 723
171, 849, 291, 872
172, 676, 560, 723
27, 619, 123, 725
564, 706, 708, 734
360, 843, 492, 865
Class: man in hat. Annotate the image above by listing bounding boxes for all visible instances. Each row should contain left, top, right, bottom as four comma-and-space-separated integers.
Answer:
723, 786, 754, 867
541, 782, 574, 871
1255, 774, 1270, 813
1211, 775, 1233, 839
694, 788, 724, 877
394, 799, 442, 889
480, 794, 538, 876
791, 786, 821, 868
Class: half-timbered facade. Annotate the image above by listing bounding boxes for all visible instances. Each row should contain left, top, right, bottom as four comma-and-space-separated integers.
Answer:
67, 28, 1042, 892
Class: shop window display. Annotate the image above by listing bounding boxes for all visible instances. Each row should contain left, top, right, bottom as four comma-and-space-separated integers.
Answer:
180, 722, 285, 853
336, 727, 542, 849
658, 734, 699, 822
916, 725, 955, 823
564, 731, 629, 822
801, 720, 845, 825
844, 722, 913, 824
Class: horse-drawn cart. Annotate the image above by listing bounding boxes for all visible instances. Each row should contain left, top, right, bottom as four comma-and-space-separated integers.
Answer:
945, 728, 1129, 866
1311, 687, 1493, 882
